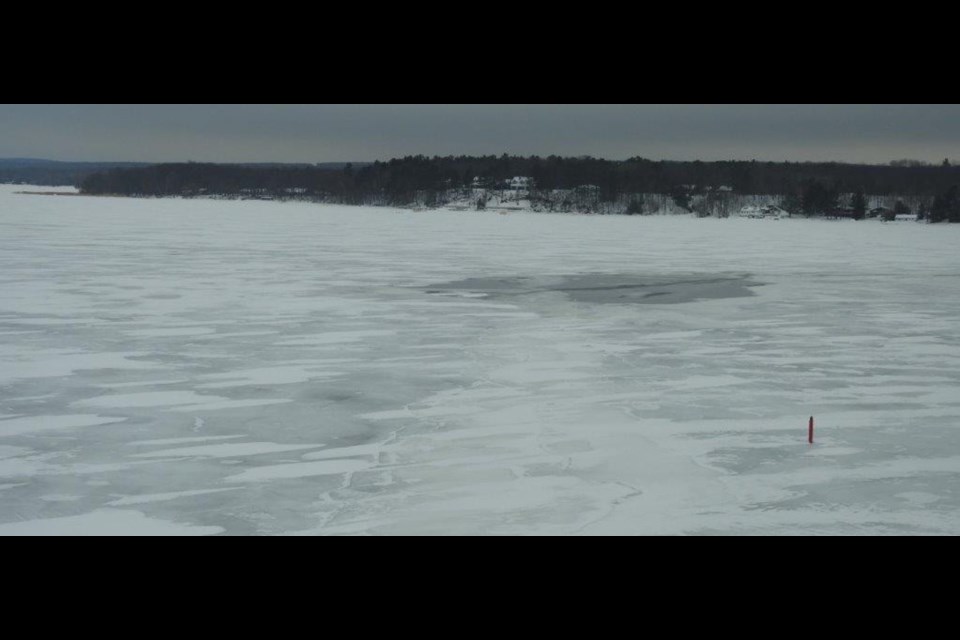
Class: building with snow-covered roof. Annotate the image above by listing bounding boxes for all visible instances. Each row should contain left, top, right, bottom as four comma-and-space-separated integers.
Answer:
738, 204, 788, 219
506, 176, 533, 190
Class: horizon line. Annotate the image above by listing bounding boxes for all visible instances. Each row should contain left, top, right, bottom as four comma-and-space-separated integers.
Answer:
3, 155, 956, 167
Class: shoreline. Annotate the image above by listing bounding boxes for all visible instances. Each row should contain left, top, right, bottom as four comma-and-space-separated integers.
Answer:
14, 191, 86, 197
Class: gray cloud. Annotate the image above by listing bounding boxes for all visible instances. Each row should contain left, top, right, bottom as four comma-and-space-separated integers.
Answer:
0, 104, 957, 164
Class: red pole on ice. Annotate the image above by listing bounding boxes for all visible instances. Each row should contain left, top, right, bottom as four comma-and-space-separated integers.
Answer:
808, 416, 814, 444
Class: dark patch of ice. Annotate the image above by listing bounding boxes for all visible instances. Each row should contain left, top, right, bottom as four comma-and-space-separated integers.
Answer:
424, 273, 760, 305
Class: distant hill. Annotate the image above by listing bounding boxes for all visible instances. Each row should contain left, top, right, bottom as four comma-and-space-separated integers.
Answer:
0, 159, 152, 186
0, 158, 148, 168
0, 159, 371, 186
233, 162, 371, 170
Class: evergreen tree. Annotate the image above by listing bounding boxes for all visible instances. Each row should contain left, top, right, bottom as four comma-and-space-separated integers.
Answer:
852, 189, 867, 220
930, 185, 959, 223
781, 192, 801, 214
799, 179, 838, 216
668, 185, 692, 212
625, 195, 644, 215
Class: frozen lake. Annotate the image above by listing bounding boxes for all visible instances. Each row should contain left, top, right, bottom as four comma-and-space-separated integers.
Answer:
1, 184, 959, 535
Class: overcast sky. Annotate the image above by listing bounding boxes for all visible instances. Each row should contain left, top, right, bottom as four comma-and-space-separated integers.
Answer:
1, 104, 957, 164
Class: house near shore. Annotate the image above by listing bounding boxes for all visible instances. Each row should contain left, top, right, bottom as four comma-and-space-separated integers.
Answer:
737, 204, 788, 219
505, 176, 533, 190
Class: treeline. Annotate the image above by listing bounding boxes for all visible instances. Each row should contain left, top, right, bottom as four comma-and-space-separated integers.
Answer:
81, 163, 354, 199
78, 155, 960, 220
355, 155, 960, 197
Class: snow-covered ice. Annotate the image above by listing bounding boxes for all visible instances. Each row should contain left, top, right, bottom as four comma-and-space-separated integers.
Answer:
1, 184, 959, 535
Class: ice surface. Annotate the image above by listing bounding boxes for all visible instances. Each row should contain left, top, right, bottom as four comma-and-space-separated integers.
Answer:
225, 459, 374, 482
0, 414, 127, 437
130, 441, 324, 459
1, 184, 959, 535
105, 488, 241, 506
0, 508, 223, 535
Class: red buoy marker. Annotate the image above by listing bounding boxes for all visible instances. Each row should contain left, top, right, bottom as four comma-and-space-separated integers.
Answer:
808, 416, 814, 444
